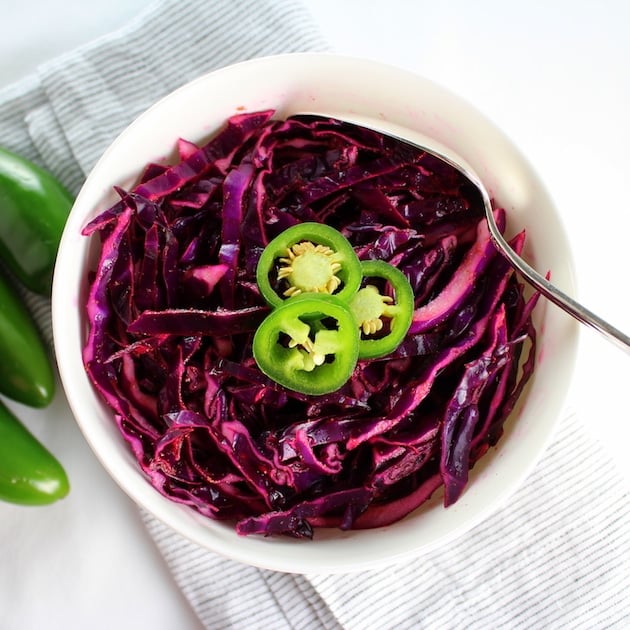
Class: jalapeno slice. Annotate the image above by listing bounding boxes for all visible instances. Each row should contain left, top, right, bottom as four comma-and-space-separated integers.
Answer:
252, 294, 359, 395
256, 222, 362, 308
349, 260, 414, 360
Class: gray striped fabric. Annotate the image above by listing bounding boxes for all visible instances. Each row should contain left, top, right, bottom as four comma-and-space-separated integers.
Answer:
1, 1, 628, 628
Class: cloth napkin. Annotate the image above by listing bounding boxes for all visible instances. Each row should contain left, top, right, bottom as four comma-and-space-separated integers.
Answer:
1, 1, 628, 628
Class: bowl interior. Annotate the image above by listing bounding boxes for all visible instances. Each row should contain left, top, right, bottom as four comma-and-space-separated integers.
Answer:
52, 53, 578, 574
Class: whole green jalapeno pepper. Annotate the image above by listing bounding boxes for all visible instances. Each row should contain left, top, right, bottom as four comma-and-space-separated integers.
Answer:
0, 270, 55, 407
0, 146, 73, 296
0, 399, 69, 505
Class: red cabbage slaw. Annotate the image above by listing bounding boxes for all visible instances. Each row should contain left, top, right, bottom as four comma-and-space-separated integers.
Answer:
82, 111, 539, 538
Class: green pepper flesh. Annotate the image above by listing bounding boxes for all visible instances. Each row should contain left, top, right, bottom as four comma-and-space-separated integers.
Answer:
0, 271, 55, 407
0, 399, 69, 505
0, 147, 73, 296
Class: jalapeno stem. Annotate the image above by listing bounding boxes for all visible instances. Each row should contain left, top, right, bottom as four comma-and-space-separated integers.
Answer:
278, 241, 343, 297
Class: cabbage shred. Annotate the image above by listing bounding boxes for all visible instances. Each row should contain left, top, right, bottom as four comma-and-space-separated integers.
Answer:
82, 111, 539, 538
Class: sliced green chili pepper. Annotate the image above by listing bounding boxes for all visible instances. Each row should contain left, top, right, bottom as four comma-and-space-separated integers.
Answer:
256, 222, 362, 308
0, 270, 55, 407
349, 260, 414, 360
252, 293, 359, 395
0, 146, 73, 296
0, 399, 69, 505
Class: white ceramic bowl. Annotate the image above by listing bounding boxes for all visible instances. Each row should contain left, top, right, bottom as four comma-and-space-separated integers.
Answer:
52, 53, 578, 574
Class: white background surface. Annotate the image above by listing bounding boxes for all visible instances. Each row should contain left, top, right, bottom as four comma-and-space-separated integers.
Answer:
1, 1, 629, 628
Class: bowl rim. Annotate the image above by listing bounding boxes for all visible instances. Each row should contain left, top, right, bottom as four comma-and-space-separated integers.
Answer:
52, 51, 579, 574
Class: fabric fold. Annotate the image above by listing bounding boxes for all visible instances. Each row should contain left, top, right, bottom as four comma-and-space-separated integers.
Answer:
36, 0, 328, 174
143, 512, 343, 630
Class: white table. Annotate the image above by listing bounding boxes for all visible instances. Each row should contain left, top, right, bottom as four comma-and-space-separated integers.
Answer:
1, 1, 629, 628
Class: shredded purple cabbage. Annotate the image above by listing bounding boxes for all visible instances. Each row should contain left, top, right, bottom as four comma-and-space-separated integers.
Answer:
82, 111, 539, 538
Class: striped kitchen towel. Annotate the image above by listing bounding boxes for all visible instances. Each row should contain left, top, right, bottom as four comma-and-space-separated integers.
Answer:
142, 408, 630, 629
0, 0, 628, 628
